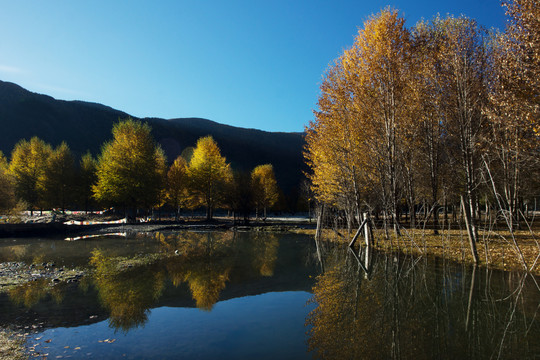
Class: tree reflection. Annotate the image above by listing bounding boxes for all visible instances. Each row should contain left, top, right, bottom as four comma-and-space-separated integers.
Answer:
307, 246, 540, 359
162, 231, 236, 311
90, 249, 165, 332
50, 231, 284, 332
9, 278, 53, 308
251, 233, 279, 277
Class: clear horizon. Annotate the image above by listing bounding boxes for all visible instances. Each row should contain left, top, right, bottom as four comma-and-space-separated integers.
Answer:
0, 1, 506, 132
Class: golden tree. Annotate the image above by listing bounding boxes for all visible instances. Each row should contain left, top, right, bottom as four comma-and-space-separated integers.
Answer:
251, 164, 279, 219
305, 8, 413, 236
9, 137, 52, 214
484, 0, 540, 228
503, 0, 540, 132
93, 119, 167, 221
410, 19, 453, 232
187, 136, 232, 220
437, 16, 489, 251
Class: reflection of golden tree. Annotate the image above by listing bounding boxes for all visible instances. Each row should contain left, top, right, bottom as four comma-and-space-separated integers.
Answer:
0, 245, 28, 261
90, 250, 165, 332
9, 277, 66, 308
157, 231, 235, 256
307, 253, 430, 360
251, 233, 279, 277
9, 278, 51, 308
184, 264, 231, 311
308, 252, 540, 359
162, 231, 236, 310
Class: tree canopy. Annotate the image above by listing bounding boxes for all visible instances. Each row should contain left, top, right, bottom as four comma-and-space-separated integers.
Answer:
8, 137, 52, 213
251, 164, 279, 219
93, 119, 167, 217
187, 136, 232, 220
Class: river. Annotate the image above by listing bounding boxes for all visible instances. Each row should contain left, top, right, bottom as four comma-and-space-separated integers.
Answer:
0, 231, 538, 359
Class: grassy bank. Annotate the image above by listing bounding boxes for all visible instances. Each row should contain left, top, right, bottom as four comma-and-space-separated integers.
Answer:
314, 227, 540, 275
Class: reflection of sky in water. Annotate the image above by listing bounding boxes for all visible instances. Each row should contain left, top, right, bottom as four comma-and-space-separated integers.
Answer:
29, 291, 315, 360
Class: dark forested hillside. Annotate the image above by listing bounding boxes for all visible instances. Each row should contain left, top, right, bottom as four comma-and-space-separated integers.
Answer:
0, 80, 305, 195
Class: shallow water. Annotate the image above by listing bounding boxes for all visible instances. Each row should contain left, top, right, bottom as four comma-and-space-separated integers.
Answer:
0, 231, 539, 359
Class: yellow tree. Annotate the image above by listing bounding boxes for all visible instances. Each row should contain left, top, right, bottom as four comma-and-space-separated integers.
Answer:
187, 136, 232, 220
411, 19, 453, 233
437, 16, 489, 253
93, 119, 167, 221
167, 155, 189, 220
305, 8, 413, 236
9, 137, 53, 215
352, 8, 414, 237
305, 54, 375, 232
503, 0, 540, 133
484, 0, 540, 228
251, 164, 279, 219
38, 142, 75, 213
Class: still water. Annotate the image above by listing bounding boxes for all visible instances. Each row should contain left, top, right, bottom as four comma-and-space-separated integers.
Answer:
0, 231, 539, 359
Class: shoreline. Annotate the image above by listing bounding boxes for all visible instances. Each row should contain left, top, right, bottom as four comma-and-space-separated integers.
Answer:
0, 217, 317, 238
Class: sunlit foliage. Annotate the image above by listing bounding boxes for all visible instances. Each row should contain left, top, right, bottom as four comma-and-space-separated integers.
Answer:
251, 164, 279, 219
187, 136, 232, 220
305, 5, 539, 245
93, 119, 167, 217
8, 137, 52, 214
306, 8, 413, 235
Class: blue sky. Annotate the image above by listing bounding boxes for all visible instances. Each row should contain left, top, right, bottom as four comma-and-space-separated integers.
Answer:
0, 1, 506, 132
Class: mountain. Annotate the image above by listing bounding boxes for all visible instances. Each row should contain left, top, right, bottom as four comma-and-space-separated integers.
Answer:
0, 80, 306, 196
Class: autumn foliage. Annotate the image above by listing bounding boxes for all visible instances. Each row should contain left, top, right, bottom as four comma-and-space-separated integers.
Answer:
305, 6, 540, 240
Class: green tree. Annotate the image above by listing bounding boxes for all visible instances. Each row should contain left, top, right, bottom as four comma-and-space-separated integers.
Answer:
9, 137, 52, 215
38, 142, 75, 213
187, 136, 232, 220
251, 164, 279, 219
93, 119, 167, 221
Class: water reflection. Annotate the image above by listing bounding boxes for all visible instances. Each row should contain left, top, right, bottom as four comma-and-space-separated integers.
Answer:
5, 231, 285, 332
91, 250, 166, 332
307, 245, 540, 359
9, 278, 65, 308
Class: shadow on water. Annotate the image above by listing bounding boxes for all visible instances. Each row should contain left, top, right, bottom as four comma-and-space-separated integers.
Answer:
308, 237, 540, 359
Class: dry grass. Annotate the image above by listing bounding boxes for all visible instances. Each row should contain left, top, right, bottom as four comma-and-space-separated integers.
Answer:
370, 228, 540, 274
314, 226, 540, 275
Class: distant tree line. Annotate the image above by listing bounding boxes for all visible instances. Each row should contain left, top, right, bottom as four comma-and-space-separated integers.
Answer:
0, 118, 280, 223
305, 2, 539, 242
